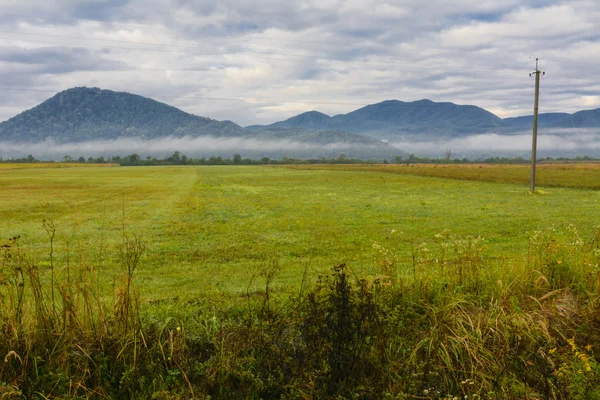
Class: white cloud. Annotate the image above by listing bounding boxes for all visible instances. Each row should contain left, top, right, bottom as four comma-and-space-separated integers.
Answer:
0, 0, 597, 126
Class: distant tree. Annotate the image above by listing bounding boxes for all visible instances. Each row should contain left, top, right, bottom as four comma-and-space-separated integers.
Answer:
233, 153, 242, 164
444, 149, 452, 160
394, 155, 403, 164
337, 153, 347, 161
261, 157, 270, 164
78, 156, 86, 163
62, 155, 73, 162
168, 151, 181, 164
26, 154, 36, 163
208, 156, 223, 164
126, 153, 141, 163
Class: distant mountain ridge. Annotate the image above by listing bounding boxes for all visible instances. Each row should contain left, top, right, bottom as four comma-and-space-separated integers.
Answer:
502, 109, 600, 130
0, 87, 400, 159
248, 99, 506, 138
1, 86, 599, 156
0, 87, 247, 142
249, 100, 600, 139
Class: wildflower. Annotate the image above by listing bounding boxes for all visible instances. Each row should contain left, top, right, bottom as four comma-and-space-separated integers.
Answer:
423, 389, 429, 395
176, 326, 181, 332
585, 363, 591, 372
549, 347, 556, 354
585, 344, 592, 351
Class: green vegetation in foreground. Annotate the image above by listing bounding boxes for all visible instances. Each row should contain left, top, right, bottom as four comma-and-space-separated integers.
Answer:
1, 164, 600, 398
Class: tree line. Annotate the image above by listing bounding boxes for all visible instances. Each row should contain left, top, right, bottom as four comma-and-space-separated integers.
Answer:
1, 152, 599, 166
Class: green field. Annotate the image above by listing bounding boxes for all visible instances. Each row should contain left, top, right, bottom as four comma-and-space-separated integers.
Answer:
2, 164, 599, 300
1, 164, 600, 398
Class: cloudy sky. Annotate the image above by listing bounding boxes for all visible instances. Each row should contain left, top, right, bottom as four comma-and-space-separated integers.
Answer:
0, 0, 598, 126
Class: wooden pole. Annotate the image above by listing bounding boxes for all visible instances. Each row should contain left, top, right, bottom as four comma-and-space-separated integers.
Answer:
530, 58, 544, 193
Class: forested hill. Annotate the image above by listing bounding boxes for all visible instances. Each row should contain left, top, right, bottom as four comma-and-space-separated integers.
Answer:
248, 100, 600, 139
0, 87, 247, 142
247, 99, 505, 138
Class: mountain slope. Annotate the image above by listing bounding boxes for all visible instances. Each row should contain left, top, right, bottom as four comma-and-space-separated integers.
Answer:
555, 108, 600, 128
247, 111, 333, 132
503, 113, 571, 129
0, 87, 247, 142
248, 99, 505, 139
250, 127, 402, 159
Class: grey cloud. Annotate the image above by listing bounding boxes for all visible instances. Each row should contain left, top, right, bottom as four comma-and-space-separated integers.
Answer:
70, 0, 135, 21
0, 0, 598, 127
0, 47, 128, 74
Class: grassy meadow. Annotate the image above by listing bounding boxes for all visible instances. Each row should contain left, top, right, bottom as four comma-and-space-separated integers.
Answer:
1, 163, 600, 398
2, 164, 599, 301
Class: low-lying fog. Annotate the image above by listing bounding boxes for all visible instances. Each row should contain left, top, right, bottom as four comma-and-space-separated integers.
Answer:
1, 129, 599, 160
390, 129, 600, 158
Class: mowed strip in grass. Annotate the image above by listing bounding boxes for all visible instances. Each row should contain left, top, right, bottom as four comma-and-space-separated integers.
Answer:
1, 165, 599, 304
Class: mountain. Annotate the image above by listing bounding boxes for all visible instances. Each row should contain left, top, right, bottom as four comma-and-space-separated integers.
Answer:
501, 109, 600, 132
250, 100, 600, 140
3, 86, 599, 159
0, 87, 247, 142
247, 111, 332, 131
555, 108, 600, 128
0, 87, 402, 160
503, 113, 571, 129
246, 127, 401, 159
249, 99, 505, 139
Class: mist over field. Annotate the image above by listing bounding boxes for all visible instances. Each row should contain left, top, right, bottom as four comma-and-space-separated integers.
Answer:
2, 128, 600, 160
0, 135, 394, 160
390, 129, 600, 158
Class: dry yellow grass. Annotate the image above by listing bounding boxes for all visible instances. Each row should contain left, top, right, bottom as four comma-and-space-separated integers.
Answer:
285, 163, 600, 189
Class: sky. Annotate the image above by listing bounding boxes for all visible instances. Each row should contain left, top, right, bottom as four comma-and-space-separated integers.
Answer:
0, 0, 599, 126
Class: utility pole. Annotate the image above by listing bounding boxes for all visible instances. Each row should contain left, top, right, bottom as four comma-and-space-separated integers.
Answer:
529, 58, 545, 193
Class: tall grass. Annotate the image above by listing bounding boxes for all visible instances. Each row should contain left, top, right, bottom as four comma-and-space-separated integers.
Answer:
1, 223, 599, 398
